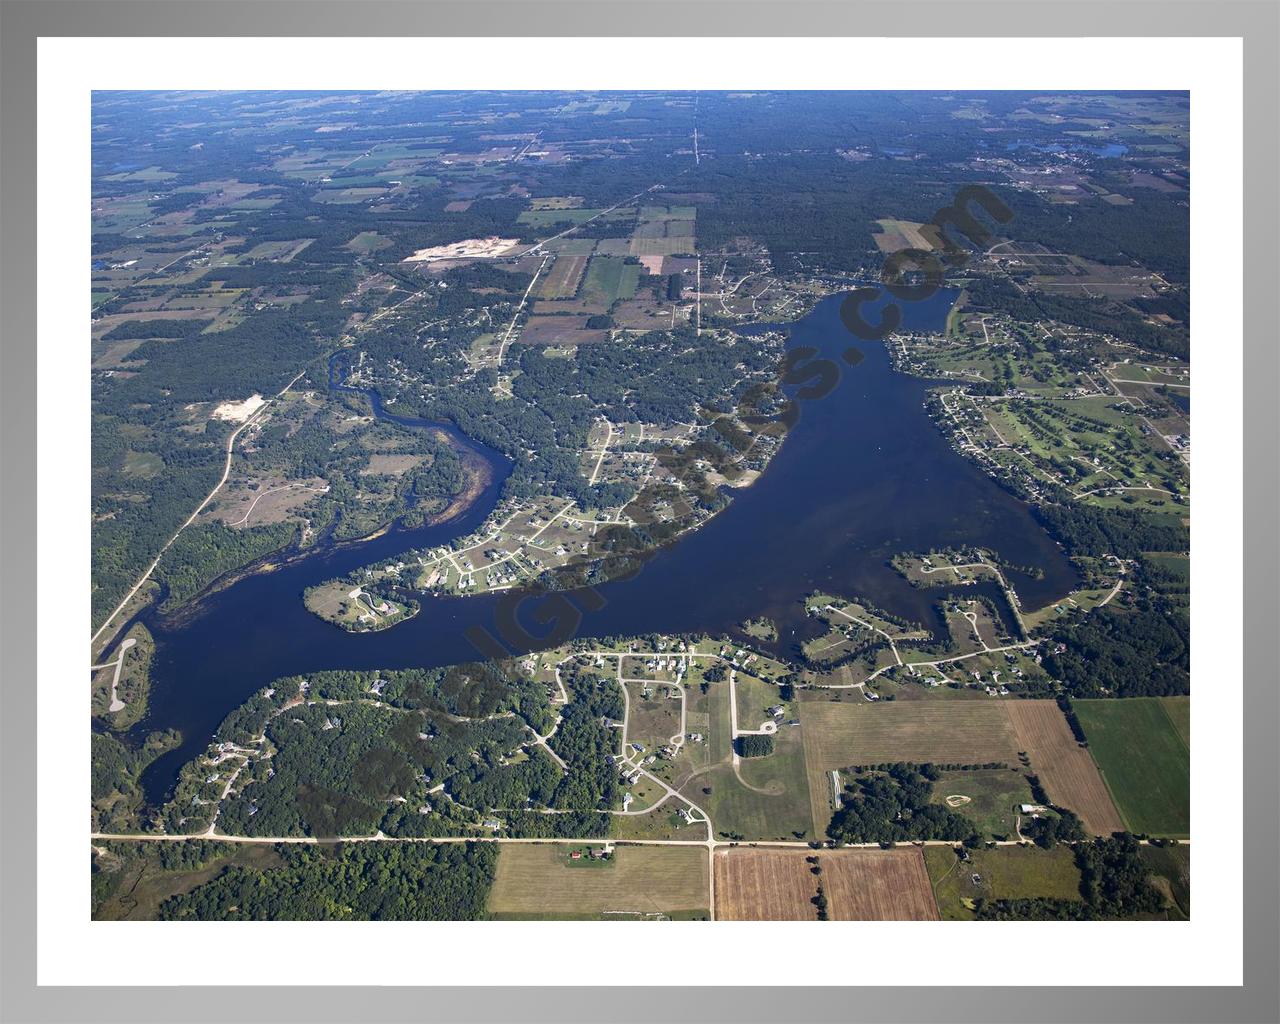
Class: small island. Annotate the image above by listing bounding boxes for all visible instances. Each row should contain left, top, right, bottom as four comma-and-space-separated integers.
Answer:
303, 581, 419, 632
739, 616, 778, 643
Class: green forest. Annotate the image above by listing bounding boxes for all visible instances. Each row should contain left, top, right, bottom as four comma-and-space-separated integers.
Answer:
156, 842, 497, 921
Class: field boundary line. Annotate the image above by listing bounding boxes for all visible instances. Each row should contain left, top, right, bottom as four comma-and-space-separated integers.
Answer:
1158, 696, 1191, 756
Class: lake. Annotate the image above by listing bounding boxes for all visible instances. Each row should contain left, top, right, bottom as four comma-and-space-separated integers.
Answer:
133, 287, 1077, 805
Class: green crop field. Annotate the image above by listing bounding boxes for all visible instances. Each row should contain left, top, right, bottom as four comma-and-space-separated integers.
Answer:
345, 230, 391, 254
517, 208, 608, 228
1074, 698, 1190, 837
581, 255, 642, 305
1160, 696, 1190, 747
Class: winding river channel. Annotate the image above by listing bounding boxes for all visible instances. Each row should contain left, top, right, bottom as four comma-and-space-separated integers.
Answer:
131, 287, 1077, 805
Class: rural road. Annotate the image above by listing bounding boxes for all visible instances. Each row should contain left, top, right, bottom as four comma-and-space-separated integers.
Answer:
90, 636, 137, 713
89, 368, 308, 651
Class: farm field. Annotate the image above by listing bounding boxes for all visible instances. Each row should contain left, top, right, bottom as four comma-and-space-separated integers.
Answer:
529, 195, 584, 210
714, 847, 938, 921
538, 253, 590, 299
1160, 695, 1190, 747
485, 843, 708, 920
1073, 699, 1190, 837
799, 697, 1020, 766
345, 230, 389, 253
519, 315, 607, 346
580, 255, 642, 306
924, 844, 1083, 920
1006, 700, 1125, 835
516, 207, 596, 227
872, 218, 937, 253
798, 698, 1020, 838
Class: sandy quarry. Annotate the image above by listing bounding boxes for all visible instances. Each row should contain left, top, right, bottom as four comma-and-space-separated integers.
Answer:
401, 236, 521, 263
211, 393, 267, 423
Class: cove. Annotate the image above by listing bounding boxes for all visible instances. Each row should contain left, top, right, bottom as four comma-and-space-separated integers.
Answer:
134, 288, 1077, 806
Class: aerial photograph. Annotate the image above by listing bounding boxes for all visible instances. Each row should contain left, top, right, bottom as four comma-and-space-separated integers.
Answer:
89, 90, 1190, 923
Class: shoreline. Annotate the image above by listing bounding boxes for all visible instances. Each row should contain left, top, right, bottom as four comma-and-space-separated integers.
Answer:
143, 445, 496, 635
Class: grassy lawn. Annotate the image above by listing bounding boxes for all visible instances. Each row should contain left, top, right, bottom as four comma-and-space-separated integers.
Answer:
1074, 698, 1190, 837
676, 679, 813, 841
929, 768, 1036, 840
1140, 843, 1191, 920
924, 844, 1082, 920
624, 680, 681, 753
609, 805, 703, 842
733, 671, 781, 731
1141, 551, 1190, 581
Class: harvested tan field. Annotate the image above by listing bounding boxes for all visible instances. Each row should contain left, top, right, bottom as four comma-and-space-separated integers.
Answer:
822, 847, 939, 920
360, 454, 424, 476
538, 253, 589, 299
799, 699, 1022, 836
872, 219, 938, 254
1006, 700, 1124, 835
714, 847, 938, 921
487, 843, 708, 920
630, 236, 695, 257
519, 315, 608, 346
714, 849, 816, 920
801, 699, 1021, 768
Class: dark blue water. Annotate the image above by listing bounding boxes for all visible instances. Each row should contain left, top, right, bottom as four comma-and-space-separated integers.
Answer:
135, 288, 1077, 804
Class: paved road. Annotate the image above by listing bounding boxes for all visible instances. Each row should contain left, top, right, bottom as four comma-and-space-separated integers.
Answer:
90, 637, 137, 713
89, 831, 1187, 851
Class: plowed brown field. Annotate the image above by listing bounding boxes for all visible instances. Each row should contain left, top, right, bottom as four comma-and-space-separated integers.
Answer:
1006, 700, 1124, 835
714, 847, 938, 921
